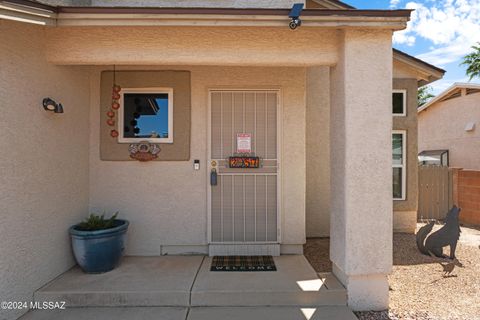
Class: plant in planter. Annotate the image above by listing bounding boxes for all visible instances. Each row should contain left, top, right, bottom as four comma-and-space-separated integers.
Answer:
69, 212, 129, 273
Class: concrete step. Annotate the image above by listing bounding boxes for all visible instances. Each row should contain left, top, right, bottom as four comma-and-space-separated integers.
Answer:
188, 307, 357, 320
20, 307, 187, 320
191, 256, 346, 307
34, 256, 346, 308
21, 307, 357, 320
34, 256, 204, 307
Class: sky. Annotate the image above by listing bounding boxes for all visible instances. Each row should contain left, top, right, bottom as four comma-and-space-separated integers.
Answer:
346, 0, 480, 94
136, 97, 169, 138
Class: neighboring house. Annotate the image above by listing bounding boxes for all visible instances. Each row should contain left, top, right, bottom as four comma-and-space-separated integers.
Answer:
418, 83, 480, 170
0, 0, 443, 317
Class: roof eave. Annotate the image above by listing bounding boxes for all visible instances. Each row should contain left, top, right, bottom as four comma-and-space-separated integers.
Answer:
55, 12, 410, 29
418, 82, 480, 113
0, 1, 411, 29
393, 49, 445, 86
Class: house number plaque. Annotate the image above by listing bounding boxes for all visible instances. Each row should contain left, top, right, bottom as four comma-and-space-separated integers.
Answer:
229, 156, 260, 168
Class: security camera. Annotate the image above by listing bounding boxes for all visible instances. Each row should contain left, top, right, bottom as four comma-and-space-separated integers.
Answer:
289, 18, 302, 30
288, 3, 304, 30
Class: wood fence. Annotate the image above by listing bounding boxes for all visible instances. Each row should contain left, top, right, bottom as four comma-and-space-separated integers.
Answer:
456, 170, 480, 225
418, 165, 453, 221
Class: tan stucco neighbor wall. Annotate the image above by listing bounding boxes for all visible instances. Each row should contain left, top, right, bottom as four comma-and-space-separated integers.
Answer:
419, 92, 480, 170
0, 21, 90, 320
89, 66, 307, 255
392, 78, 419, 233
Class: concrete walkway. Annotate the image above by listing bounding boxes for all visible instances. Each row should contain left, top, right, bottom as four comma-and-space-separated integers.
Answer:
22, 256, 357, 319
21, 306, 358, 320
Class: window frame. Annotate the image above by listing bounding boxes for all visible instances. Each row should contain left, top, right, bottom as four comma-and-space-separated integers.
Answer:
393, 130, 407, 201
392, 89, 407, 117
118, 87, 174, 144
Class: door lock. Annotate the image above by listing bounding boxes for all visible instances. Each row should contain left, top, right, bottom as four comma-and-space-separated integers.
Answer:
210, 168, 218, 186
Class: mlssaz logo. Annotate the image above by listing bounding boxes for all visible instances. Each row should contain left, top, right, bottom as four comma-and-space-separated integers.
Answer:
30, 301, 66, 310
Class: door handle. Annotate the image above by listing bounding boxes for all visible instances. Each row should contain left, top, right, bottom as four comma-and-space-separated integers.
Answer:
210, 168, 218, 186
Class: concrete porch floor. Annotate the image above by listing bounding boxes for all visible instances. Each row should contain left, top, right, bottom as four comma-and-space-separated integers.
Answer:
23, 256, 357, 320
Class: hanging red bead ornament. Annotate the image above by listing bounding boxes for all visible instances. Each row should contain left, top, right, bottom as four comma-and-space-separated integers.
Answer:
112, 92, 121, 100
108, 65, 122, 139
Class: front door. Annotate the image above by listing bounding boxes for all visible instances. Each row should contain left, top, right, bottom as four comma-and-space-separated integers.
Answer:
209, 90, 279, 247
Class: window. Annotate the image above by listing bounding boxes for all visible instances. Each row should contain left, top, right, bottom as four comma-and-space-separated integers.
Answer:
392, 90, 406, 116
118, 88, 173, 143
393, 130, 406, 200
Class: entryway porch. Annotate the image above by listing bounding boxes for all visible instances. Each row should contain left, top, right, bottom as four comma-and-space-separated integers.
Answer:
22, 255, 355, 320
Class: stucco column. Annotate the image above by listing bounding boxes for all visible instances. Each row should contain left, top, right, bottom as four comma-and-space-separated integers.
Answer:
329, 29, 393, 311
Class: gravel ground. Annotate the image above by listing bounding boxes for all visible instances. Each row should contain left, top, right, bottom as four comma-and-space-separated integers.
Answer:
304, 224, 480, 320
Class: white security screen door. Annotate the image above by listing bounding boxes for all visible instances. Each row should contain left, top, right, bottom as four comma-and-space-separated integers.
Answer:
209, 90, 279, 243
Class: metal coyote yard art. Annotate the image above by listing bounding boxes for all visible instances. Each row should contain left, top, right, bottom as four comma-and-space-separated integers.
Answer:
416, 206, 461, 259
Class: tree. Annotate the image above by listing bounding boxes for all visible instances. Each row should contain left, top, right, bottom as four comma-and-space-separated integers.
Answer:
418, 85, 434, 107
461, 42, 480, 81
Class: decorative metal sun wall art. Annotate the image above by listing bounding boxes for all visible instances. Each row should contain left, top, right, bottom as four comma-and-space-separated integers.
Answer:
128, 141, 161, 162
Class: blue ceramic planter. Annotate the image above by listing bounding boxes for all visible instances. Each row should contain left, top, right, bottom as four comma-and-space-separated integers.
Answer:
69, 219, 129, 273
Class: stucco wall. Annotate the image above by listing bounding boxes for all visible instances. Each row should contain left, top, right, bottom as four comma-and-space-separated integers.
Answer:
45, 27, 339, 66
89, 66, 306, 255
306, 73, 420, 237
306, 66, 331, 237
0, 21, 90, 320
392, 78, 418, 233
330, 29, 393, 310
419, 92, 480, 170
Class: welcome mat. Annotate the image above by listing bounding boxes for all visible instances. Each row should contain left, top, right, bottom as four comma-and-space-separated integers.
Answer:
210, 255, 277, 272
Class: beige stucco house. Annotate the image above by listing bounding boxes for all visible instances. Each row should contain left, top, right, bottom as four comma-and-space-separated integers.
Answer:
418, 83, 480, 170
1, 0, 444, 318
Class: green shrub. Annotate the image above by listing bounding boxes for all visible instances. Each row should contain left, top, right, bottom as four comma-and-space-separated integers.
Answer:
76, 212, 119, 231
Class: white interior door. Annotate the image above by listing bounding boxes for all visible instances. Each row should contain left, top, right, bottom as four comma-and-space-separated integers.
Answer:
209, 90, 279, 244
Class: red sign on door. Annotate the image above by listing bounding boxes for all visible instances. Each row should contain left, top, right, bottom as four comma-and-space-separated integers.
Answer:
237, 133, 252, 153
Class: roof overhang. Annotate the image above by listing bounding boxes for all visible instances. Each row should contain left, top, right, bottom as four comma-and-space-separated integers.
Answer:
393, 49, 445, 86
0, 0, 411, 29
418, 82, 480, 113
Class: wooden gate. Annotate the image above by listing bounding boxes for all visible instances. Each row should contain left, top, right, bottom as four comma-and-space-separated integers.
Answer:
418, 165, 453, 221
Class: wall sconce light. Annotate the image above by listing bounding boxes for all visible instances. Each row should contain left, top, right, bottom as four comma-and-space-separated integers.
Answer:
42, 98, 64, 113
